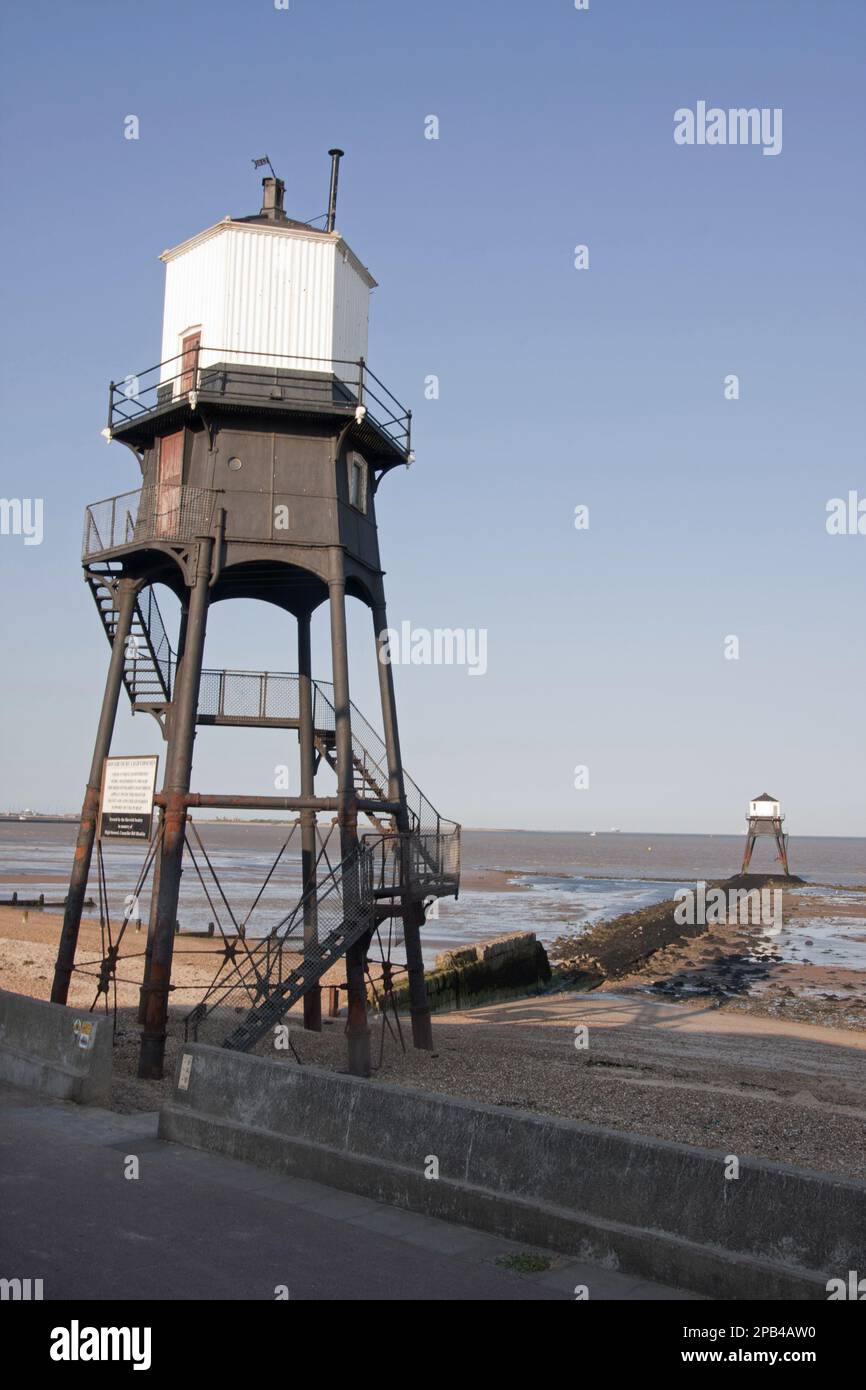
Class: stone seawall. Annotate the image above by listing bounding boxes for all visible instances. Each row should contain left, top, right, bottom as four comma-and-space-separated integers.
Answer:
377, 931, 551, 1014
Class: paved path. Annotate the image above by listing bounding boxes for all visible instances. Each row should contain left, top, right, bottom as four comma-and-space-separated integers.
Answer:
0, 1084, 692, 1301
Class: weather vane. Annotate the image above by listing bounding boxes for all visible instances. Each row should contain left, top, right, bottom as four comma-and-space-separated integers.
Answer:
251, 155, 276, 179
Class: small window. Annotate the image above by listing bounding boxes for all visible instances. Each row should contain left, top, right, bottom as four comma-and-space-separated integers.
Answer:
348, 452, 367, 512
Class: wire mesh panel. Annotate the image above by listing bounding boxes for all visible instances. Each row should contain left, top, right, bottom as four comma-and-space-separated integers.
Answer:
366, 830, 460, 901
197, 671, 222, 718
82, 487, 216, 559
311, 682, 336, 733
222, 672, 265, 719
195, 671, 301, 723
262, 673, 299, 721
135, 587, 175, 701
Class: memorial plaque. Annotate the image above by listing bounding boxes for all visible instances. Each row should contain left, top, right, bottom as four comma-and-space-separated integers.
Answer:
99, 755, 159, 842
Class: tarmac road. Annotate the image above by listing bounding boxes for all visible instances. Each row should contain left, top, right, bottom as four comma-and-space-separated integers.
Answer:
0, 1083, 692, 1302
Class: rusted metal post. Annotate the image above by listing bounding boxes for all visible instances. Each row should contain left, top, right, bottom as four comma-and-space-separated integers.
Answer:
139, 598, 188, 1024
173, 602, 189, 701
373, 601, 433, 1051
297, 609, 321, 1031
51, 576, 138, 1005
776, 825, 790, 876
136, 804, 162, 1024
138, 539, 212, 1079
741, 832, 756, 875
330, 572, 370, 1077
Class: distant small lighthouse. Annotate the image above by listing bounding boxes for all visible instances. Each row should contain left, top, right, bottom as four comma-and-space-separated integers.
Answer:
741, 793, 791, 876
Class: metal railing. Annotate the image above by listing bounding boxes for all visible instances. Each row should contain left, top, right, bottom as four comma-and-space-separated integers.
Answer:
114, 604, 456, 841
198, 669, 300, 723
109, 347, 411, 455
366, 829, 461, 899
183, 824, 459, 1052
82, 486, 215, 559
310, 678, 452, 839
194, 664, 461, 855
134, 585, 174, 702
177, 664, 461, 869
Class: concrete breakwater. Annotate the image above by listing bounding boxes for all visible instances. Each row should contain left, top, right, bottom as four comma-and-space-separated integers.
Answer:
551, 897, 708, 983
550, 874, 803, 983
380, 882, 800, 1017
375, 931, 551, 1014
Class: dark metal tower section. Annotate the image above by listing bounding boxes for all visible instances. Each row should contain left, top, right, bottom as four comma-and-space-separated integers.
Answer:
51, 178, 459, 1080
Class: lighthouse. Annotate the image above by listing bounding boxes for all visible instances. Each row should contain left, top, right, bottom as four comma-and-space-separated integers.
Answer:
51, 154, 460, 1080
741, 793, 790, 876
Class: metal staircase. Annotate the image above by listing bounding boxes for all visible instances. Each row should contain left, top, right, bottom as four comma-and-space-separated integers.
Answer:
89, 578, 460, 1051
187, 842, 378, 1051
314, 732, 389, 831
87, 568, 173, 713
183, 827, 454, 1051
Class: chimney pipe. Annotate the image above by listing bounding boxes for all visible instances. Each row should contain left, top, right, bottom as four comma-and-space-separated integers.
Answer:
260, 176, 286, 221
326, 149, 344, 232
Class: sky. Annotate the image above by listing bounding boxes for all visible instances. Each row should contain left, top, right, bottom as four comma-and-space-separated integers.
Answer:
0, 0, 864, 836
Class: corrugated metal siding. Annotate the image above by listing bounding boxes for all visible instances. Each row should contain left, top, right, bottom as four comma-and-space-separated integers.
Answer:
332, 247, 371, 366
160, 225, 375, 378
160, 232, 228, 380
221, 228, 335, 370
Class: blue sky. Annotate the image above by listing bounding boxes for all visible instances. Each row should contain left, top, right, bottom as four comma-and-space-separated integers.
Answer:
0, 0, 863, 835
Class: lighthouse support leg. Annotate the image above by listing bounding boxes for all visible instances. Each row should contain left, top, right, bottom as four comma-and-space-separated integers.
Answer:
330, 574, 370, 1077
298, 609, 321, 1032
373, 602, 434, 1052
139, 600, 188, 1023
741, 827, 757, 875
138, 539, 212, 1079
51, 576, 138, 1005
774, 820, 790, 875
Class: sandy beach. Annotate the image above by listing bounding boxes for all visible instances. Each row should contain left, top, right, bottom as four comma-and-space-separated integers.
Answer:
251, 990, 866, 1183
2, 880, 865, 1188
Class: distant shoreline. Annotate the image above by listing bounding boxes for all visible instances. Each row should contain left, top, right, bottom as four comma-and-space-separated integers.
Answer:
1, 816, 864, 842
0, 816, 78, 825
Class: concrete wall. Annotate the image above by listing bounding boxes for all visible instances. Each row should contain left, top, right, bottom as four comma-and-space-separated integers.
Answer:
0, 989, 112, 1105
383, 931, 551, 1016
159, 1044, 866, 1300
